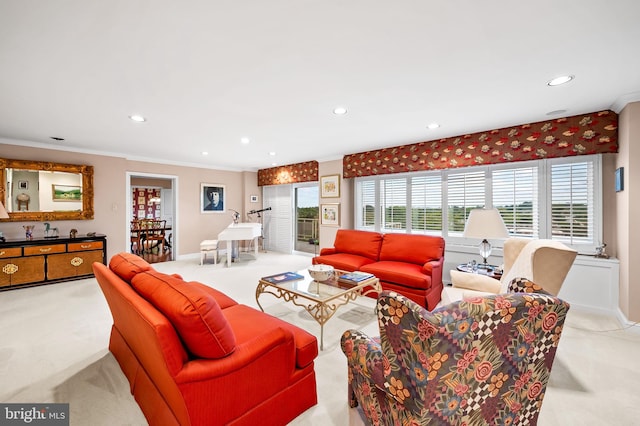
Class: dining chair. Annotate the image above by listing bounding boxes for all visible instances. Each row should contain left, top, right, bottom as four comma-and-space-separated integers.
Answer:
143, 219, 167, 254
130, 219, 143, 254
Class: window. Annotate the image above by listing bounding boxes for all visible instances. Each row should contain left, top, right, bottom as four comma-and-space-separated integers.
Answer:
355, 180, 375, 230
492, 166, 538, 237
354, 155, 601, 252
381, 178, 407, 231
446, 170, 485, 235
548, 159, 596, 245
410, 175, 442, 234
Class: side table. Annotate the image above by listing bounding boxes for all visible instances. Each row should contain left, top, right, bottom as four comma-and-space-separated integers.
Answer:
456, 263, 503, 280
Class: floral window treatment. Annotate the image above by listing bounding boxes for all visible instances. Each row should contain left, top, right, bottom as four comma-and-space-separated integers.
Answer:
343, 110, 617, 178
258, 161, 318, 186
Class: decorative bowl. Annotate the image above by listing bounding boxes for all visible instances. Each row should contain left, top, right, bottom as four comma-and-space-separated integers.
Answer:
308, 264, 334, 282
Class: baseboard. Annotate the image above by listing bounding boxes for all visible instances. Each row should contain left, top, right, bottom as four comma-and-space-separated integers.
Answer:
615, 307, 640, 334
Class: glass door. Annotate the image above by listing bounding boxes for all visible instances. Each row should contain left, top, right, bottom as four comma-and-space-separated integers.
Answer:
294, 183, 319, 255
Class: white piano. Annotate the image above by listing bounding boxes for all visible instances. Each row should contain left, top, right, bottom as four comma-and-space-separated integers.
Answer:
217, 222, 262, 266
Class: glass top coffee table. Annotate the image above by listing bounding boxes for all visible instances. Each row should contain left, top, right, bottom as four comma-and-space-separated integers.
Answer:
256, 269, 381, 350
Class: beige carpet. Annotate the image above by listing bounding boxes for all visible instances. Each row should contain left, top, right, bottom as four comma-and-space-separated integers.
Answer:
1, 251, 640, 425
0, 252, 374, 425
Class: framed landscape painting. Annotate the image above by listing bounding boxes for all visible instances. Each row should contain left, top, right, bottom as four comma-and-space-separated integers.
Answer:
52, 184, 82, 201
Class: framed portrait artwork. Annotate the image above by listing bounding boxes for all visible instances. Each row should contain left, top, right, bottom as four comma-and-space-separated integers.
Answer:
320, 203, 340, 226
320, 174, 340, 198
201, 183, 226, 213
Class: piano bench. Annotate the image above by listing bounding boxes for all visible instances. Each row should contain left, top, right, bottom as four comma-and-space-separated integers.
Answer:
200, 240, 219, 265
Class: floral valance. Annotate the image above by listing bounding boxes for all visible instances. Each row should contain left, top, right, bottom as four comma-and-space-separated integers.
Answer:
343, 110, 618, 178
257, 160, 319, 186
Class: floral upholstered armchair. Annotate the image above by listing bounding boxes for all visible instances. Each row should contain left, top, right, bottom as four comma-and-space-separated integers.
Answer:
341, 279, 570, 425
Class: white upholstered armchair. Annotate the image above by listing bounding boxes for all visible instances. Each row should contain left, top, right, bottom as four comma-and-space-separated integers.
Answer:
442, 237, 578, 304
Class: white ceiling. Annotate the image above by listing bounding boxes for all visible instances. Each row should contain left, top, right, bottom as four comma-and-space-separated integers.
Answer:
1, 1, 639, 172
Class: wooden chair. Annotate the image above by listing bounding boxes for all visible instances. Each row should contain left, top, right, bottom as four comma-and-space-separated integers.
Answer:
143, 219, 167, 254
130, 219, 143, 254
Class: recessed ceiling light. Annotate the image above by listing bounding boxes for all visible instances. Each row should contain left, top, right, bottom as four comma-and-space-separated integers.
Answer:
241, 137, 250, 144
427, 123, 440, 130
272, 163, 277, 166
546, 109, 568, 116
547, 75, 574, 86
333, 106, 347, 115
269, 152, 276, 156
50, 136, 65, 141
201, 151, 209, 156
129, 115, 147, 122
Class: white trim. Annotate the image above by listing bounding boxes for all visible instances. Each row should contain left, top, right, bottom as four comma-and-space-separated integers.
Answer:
611, 91, 640, 114
615, 307, 640, 335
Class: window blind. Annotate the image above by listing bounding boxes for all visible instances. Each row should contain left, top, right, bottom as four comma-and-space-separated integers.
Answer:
550, 161, 594, 244
410, 175, 442, 234
380, 178, 407, 231
353, 154, 601, 252
447, 170, 485, 234
492, 166, 538, 237
356, 180, 376, 230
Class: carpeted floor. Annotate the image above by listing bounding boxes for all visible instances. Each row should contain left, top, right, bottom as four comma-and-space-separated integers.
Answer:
1, 252, 640, 425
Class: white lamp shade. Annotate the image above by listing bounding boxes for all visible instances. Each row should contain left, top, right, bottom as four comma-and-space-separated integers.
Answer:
0, 201, 9, 219
463, 208, 508, 239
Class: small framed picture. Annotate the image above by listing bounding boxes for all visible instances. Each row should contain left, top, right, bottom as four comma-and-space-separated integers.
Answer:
615, 167, 624, 192
201, 183, 226, 213
52, 184, 82, 201
321, 174, 340, 198
18, 180, 28, 190
250, 195, 259, 203
320, 203, 340, 226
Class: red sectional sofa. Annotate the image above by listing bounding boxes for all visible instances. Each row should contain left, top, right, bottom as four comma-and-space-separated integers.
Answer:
312, 230, 445, 309
93, 252, 318, 426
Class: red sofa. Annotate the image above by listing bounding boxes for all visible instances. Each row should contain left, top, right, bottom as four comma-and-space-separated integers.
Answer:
93, 252, 318, 426
312, 230, 445, 309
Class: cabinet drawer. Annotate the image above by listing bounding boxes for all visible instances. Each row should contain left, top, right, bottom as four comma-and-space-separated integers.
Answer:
47, 250, 104, 280
24, 244, 66, 256
68, 241, 104, 252
0, 248, 22, 258
0, 256, 45, 287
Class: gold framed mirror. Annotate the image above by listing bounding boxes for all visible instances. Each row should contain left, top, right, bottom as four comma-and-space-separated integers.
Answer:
0, 158, 94, 221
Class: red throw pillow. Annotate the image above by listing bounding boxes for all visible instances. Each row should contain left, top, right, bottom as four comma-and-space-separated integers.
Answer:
131, 270, 236, 359
334, 230, 383, 260
379, 233, 444, 265
109, 252, 152, 282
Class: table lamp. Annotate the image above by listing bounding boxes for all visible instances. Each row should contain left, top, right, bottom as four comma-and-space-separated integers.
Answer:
0, 201, 9, 242
463, 208, 509, 269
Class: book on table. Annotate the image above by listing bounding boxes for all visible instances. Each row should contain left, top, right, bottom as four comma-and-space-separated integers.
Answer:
261, 272, 304, 284
338, 271, 374, 283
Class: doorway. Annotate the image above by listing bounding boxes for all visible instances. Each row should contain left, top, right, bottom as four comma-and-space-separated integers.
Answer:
126, 172, 178, 264
293, 183, 319, 255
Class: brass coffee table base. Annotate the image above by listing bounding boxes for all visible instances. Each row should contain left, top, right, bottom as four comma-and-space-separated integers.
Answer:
256, 272, 381, 350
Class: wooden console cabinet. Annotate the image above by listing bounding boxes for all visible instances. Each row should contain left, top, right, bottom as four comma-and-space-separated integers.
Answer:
0, 235, 106, 290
